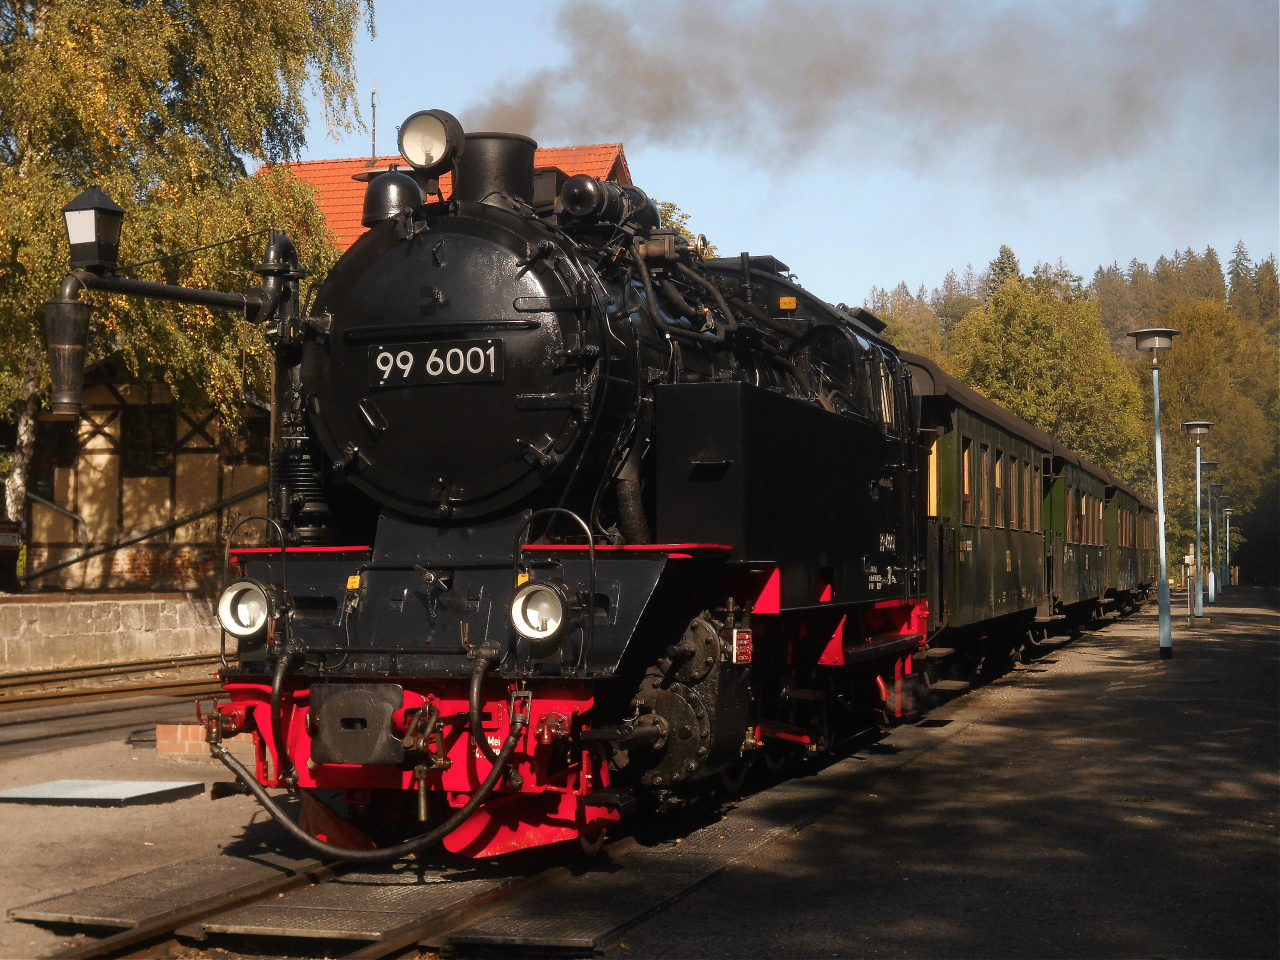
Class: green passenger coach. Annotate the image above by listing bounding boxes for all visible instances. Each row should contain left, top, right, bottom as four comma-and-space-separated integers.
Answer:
904, 354, 1156, 657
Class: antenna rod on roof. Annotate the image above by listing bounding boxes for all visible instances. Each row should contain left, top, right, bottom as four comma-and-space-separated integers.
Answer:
368, 81, 377, 167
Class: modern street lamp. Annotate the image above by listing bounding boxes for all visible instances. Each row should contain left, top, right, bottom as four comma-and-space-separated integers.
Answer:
1207, 479, 1223, 602
1218, 499, 1228, 591
1182, 422, 1212, 619
1223, 507, 1234, 587
1129, 328, 1178, 657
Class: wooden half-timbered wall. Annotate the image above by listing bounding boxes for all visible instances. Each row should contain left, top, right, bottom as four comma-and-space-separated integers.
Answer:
26, 382, 269, 591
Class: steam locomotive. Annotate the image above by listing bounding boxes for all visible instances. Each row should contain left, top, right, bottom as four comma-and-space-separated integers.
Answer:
46, 109, 1155, 862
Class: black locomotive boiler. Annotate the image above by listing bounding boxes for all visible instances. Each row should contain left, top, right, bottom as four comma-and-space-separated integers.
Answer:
204, 110, 927, 858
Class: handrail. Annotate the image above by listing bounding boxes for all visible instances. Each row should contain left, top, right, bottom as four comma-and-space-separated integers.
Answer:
25, 492, 89, 555
19, 483, 268, 584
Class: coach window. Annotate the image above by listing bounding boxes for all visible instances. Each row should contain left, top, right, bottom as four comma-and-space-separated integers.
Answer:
1022, 462, 1031, 530
1009, 457, 1019, 530
927, 436, 938, 518
978, 444, 990, 526
993, 450, 1005, 528
961, 437, 974, 525
1033, 465, 1042, 532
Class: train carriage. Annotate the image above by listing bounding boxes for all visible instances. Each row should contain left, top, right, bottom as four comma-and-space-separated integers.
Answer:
903, 353, 1050, 640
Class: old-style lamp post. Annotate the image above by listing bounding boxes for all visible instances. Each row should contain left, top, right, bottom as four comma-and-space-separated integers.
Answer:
1129, 328, 1178, 657
61, 186, 125, 272
1182, 422, 1212, 618
44, 187, 302, 421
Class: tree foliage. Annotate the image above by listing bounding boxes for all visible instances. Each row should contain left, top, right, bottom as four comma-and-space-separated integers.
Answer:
949, 269, 1149, 484
654, 199, 717, 257
0, 0, 371, 518
866, 237, 1278, 579
865, 282, 945, 361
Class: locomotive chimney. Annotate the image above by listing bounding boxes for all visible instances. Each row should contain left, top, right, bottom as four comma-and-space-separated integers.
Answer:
453, 132, 537, 205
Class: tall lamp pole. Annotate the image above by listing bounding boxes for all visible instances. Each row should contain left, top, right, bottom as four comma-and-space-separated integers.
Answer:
1218, 497, 1232, 588
1207, 478, 1223, 601
1223, 507, 1234, 587
1182, 422, 1212, 618
1130, 329, 1178, 658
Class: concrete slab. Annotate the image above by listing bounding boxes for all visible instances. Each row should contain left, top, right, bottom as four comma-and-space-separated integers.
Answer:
0, 779, 204, 807
0, 726, 301, 959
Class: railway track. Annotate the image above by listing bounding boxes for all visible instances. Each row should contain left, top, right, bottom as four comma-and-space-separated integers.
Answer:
19, 699, 971, 960
14, 618, 1121, 959
46, 836, 642, 960
0, 654, 223, 710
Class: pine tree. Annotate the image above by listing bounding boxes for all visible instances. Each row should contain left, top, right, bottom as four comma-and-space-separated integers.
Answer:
985, 245, 1022, 298
1255, 257, 1280, 340
1227, 241, 1259, 322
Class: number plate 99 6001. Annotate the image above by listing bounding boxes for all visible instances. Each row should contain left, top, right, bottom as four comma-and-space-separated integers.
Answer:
369, 339, 504, 388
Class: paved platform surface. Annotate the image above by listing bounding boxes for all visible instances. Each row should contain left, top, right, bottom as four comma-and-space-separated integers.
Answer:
0, 592, 1273, 959
605, 590, 1279, 959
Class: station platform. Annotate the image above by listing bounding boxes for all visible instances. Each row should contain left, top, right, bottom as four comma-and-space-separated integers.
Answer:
605, 589, 1279, 959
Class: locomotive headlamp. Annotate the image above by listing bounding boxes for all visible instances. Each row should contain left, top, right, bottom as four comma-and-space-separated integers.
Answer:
62, 186, 125, 272
510, 579, 582, 652
397, 109, 464, 176
217, 579, 285, 641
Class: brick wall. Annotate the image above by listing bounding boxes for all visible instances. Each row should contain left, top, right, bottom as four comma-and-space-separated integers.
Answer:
0, 593, 226, 675
156, 722, 255, 765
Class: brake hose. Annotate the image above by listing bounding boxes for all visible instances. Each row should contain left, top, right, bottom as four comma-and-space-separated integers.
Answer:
269, 651, 299, 786
470, 655, 502, 765
211, 709, 529, 863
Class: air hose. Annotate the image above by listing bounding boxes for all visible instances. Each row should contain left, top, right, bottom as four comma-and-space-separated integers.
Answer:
269, 650, 300, 786
211, 706, 529, 863
469, 654, 501, 765
214, 648, 528, 862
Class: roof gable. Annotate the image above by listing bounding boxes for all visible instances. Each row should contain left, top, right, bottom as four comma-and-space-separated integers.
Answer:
288, 143, 629, 251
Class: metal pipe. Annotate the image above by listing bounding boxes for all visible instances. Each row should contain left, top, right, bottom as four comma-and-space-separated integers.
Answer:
727, 294, 799, 341
270, 649, 301, 787
675, 263, 739, 332
61, 271, 265, 318
211, 708, 528, 863
25, 491, 89, 555
20, 482, 267, 583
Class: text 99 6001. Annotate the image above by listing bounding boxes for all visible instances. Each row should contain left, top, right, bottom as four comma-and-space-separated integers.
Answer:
368, 339, 504, 388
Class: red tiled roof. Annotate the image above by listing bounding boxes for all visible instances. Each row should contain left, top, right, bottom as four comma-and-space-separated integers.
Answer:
288, 144, 629, 251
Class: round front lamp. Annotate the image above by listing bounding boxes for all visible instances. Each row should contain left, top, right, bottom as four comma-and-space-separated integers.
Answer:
397, 109, 464, 177
510, 579, 581, 655
62, 186, 125, 272
217, 579, 283, 642
1182, 420, 1213, 438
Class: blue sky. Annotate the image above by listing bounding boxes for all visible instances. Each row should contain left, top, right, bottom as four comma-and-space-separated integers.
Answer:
297, 0, 1279, 306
